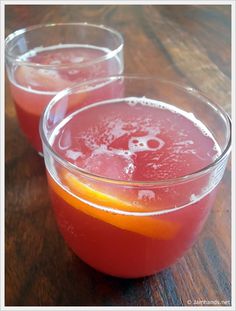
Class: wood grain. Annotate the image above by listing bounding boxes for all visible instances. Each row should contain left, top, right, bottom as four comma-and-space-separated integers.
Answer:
5, 5, 231, 306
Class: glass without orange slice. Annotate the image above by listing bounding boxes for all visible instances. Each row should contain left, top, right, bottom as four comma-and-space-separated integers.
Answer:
41, 76, 231, 278
6, 23, 124, 153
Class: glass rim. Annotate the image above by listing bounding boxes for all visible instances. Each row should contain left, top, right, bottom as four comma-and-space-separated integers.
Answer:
5, 22, 124, 69
40, 75, 232, 187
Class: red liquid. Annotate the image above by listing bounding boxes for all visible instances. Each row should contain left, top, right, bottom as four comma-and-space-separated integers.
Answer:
9, 44, 122, 152
47, 99, 220, 278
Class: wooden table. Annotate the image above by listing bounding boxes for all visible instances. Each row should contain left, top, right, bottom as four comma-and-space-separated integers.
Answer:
5, 5, 231, 307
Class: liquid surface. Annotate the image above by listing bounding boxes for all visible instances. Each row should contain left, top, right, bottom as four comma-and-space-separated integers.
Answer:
13, 44, 121, 93
9, 44, 122, 152
51, 98, 220, 181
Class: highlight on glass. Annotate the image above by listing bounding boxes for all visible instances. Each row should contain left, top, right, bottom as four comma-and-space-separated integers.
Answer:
5, 23, 124, 153
40, 76, 231, 278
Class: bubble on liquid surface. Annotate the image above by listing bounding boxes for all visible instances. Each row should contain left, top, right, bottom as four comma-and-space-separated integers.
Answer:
174, 140, 194, 146
127, 98, 139, 107
128, 135, 165, 153
66, 149, 83, 160
138, 190, 156, 201
124, 162, 135, 175
190, 193, 198, 202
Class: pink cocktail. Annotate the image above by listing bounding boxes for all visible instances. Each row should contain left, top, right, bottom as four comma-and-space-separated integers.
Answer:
40, 77, 231, 278
5, 23, 123, 153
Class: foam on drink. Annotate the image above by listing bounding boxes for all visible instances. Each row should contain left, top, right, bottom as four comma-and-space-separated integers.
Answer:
50, 97, 221, 182
10, 44, 122, 94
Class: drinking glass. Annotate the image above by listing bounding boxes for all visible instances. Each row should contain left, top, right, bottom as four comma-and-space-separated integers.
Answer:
40, 76, 231, 278
5, 23, 124, 153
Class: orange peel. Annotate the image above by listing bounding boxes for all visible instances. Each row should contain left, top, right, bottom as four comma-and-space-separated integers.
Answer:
48, 172, 180, 240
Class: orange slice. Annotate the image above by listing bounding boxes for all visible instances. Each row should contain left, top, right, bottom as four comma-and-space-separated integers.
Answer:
62, 172, 142, 213
48, 173, 180, 240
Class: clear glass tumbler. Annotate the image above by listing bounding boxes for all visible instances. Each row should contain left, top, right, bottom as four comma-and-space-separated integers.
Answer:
40, 76, 231, 278
5, 23, 124, 153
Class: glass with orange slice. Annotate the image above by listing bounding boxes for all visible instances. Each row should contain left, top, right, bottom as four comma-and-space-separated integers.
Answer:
40, 76, 231, 278
5, 23, 124, 153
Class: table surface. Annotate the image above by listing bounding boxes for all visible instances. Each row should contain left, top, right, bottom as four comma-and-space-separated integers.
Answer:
5, 5, 231, 307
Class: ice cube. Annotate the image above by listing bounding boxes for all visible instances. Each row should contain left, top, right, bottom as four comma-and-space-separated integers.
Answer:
83, 151, 134, 181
